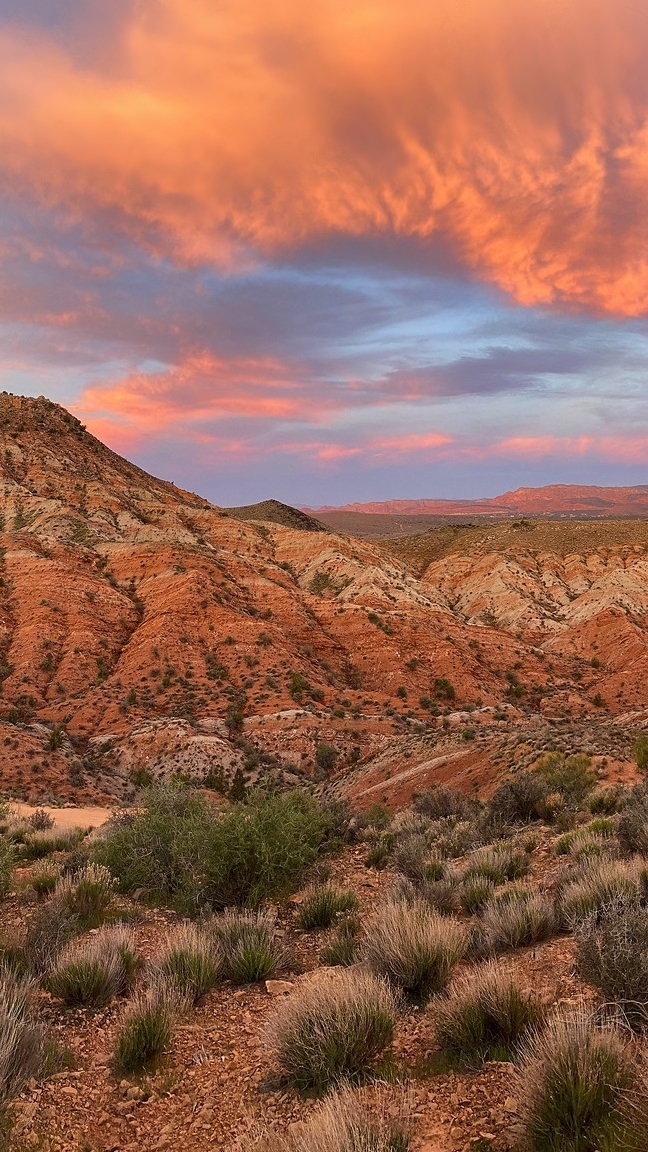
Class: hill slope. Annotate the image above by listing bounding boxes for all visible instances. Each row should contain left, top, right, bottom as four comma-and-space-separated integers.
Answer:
2, 393, 648, 804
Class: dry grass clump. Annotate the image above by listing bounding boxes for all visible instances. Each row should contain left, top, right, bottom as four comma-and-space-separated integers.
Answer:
267, 968, 397, 1093
516, 1009, 648, 1152
158, 923, 221, 1002
461, 875, 495, 914
55, 863, 114, 926
298, 886, 359, 931
363, 897, 467, 999
476, 889, 556, 955
114, 977, 181, 1074
575, 901, 648, 1024
320, 914, 361, 967
0, 840, 13, 900
238, 1086, 411, 1151
24, 901, 81, 975
463, 841, 530, 885
0, 965, 46, 1102
45, 925, 139, 1008
213, 909, 286, 983
434, 961, 541, 1066
30, 861, 61, 899
22, 826, 85, 861
412, 784, 469, 821
559, 858, 640, 929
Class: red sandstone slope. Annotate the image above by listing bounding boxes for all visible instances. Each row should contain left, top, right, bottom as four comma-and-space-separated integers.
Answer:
311, 483, 648, 519
1, 393, 648, 805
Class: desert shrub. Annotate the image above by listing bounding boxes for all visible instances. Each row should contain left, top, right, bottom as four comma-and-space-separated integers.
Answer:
0, 965, 46, 1102
363, 898, 467, 999
364, 835, 393, 870
635, 734, 648, 777
559, 859, 641, 929
393, 835, 429, 882
534, 753, 597, 807
22, 827, 84, 861
575, 901, 648, 1024
412, 785, 469, 821
30, 861, 61, 899
24, 901, 80, 974
158, 923, 221, 1003
27, 810, 54, 832
267, 968, 397, 1093
589, 788, 623, 816
486, 773, 549, 826
435, 961, 541, 1066
114, 978, 180, 1073
298, 886, 359, 931
213, 909, 286, 983
320, 915, 361, 967
96, 786, 332, 911
416, 869, 461, 916
478, 889, 556, 954
240, 1085, 411, 1152
461, 876, 496, 914
617, 786, 648, 855
55, 863, 114, 926
463, 842, 530, 885
433, 820, 483, 859
516, 1009, 648, 1152
0, 840, 13, 900
45, 923, 139, 1008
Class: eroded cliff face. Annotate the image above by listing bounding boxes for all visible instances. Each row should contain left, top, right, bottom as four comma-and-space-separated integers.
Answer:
1, 393, 648, 803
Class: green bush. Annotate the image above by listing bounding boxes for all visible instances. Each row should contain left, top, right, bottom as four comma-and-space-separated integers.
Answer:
635, 734, 648, 776
0, 840, 13, 900
268, 968, 397, 1093
45, 924, 139, 1008
617, 785, 648, 855
95, 786, 332, 911
461, 876, 495, 914
486, 773, 549, 826
298, 886, 359, 931
412, 785, 469, 821
516, 1009, 648, 1152
463, 841, 530, 885
30, 861, 61, 899
534, 753, 597, 806
435, 961, 541, 1066
55, 863, 114, 926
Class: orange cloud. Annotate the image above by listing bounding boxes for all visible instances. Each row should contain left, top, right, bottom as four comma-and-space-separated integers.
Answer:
2, 1, 648, 313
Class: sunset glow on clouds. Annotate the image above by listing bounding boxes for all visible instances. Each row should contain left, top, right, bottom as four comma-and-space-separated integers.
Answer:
2, 0, 648, 503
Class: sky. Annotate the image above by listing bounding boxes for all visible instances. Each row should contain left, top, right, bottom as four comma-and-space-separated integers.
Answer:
1, 1, 648, 506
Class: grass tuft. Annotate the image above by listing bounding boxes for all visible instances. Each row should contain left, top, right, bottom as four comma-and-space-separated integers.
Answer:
434, 961, 541, 1066
363, 897, 467, 999
298, 886, 359, 931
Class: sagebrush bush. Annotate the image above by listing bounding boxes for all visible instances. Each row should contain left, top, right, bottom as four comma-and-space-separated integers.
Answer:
363, 898, 467, 999
559, 858, 640, 929
486, 773, 549, 826
298, 886, 359, 931
24, 901, 80, 974
240, 1086, 411, 1151
114, 978, 180, 1073
267, 968, 397, 1093
0, 965, 46, 1102
45, 924, 139, 1008
516, 1009, 648, 1152
576, 901, 648, 1024
412, 784, 469, 821
95, 786, 332, 911
213, 909, 286, 983
55, 863, 114, 925
477, 889, 556, 954
589, 788, 623, 816
27, 810, 54, 832
320, 915, 361, 967
435, 961, 541, 1066
158, 923, 221, 1002
618, 786, 648, 855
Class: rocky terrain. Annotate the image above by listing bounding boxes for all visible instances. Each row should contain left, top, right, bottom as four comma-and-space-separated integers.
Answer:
2, 394, 648, 804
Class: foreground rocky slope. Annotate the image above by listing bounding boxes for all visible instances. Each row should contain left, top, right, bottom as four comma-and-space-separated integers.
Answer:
1, 393, 648, 803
